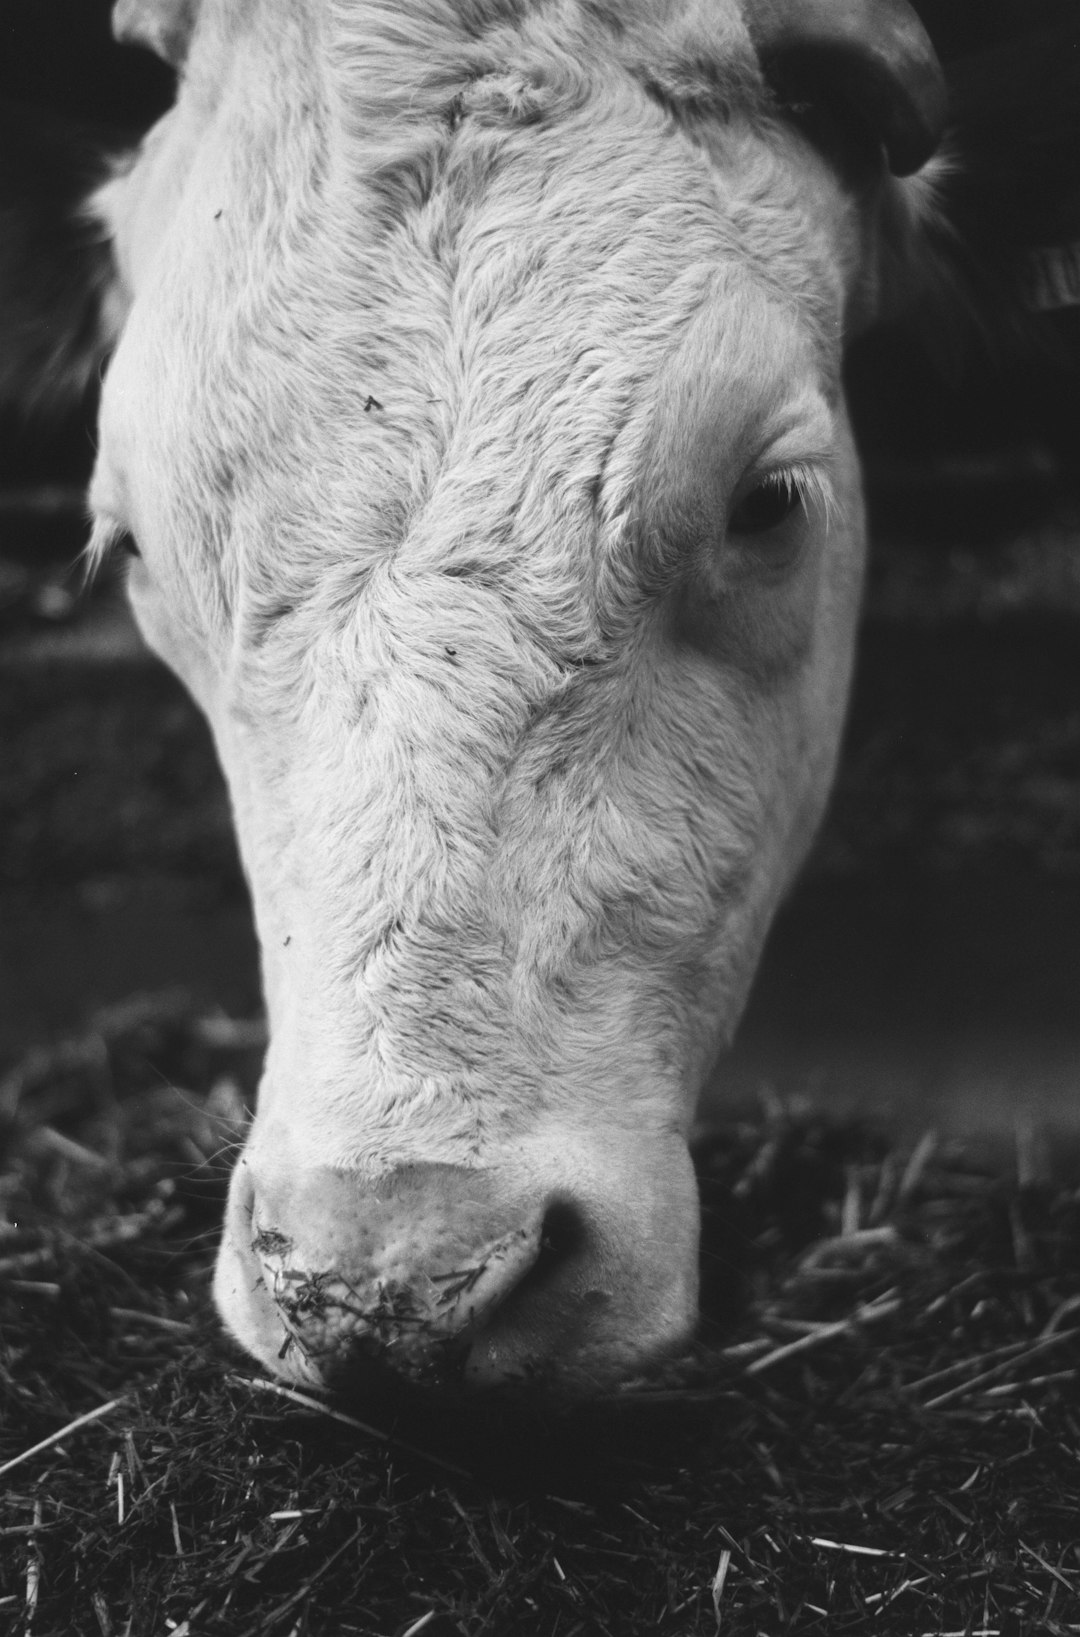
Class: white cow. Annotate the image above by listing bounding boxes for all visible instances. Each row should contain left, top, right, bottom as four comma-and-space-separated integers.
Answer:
15, 0, 952, 1390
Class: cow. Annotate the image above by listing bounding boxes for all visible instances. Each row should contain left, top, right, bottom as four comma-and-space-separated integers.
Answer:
4, 0, 1068, 1394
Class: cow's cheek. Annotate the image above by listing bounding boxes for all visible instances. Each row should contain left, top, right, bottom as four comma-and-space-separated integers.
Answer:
123, 565, 219, 713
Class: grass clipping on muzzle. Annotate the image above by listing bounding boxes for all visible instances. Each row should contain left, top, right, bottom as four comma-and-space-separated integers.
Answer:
1, 993, 1078, 1637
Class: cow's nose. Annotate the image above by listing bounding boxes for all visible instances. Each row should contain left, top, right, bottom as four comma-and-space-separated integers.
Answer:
214, 1149, 699, 1390
229, 1162, 546, 1385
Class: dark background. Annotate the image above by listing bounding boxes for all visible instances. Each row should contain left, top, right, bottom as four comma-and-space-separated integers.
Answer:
1, 0, 1079, 1134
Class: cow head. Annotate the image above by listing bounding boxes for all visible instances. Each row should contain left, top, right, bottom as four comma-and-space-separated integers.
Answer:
68, 0, 946, 1390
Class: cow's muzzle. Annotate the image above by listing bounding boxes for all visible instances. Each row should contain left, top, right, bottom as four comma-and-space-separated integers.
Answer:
213, 1143, 700, 1392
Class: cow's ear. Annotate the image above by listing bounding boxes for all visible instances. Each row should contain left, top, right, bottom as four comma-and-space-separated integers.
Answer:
859, 12, 1080, 347
0, 104, 124, 417
113, 0, 199, 70
749, 0, 947, 177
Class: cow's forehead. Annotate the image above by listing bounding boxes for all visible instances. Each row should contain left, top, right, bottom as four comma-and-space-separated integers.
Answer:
97, 0, 848, 649
178, 0, 762, 98
116, 0, 775, 270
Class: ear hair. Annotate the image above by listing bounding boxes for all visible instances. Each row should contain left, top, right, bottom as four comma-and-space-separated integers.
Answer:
0, 103, 126, 419
850, 155, 954, 337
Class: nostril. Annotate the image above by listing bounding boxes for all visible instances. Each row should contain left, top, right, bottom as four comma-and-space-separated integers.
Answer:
538, 1200, 587, 1268
501, 1200, 588, 1310
463, 1197, 610, 1386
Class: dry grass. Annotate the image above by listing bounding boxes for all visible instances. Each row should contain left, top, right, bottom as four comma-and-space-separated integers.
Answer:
2, 993, 1078, 1636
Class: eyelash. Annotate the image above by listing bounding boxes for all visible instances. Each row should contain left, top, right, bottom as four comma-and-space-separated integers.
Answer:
729, 471, 803, 535
729, 463, 835, 538
83, 517, 141, 580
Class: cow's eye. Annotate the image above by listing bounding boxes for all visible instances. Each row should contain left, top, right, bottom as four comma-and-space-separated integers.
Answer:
729, 472, 803, 536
